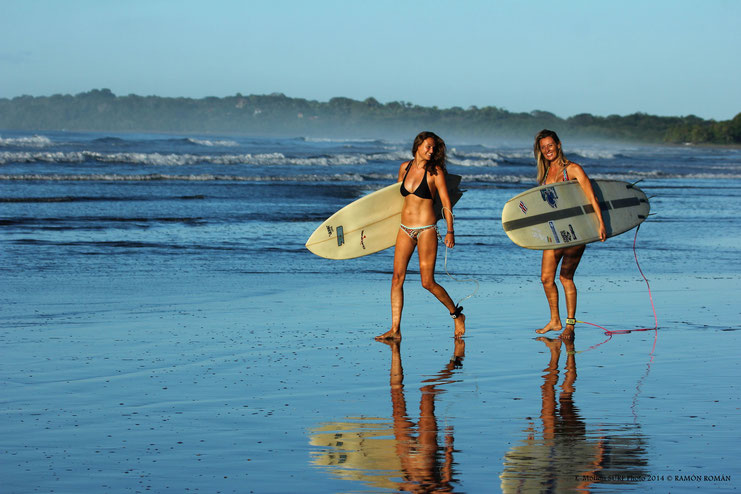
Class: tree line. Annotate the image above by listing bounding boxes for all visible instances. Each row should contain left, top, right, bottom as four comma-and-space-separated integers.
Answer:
1, 89, 739, 145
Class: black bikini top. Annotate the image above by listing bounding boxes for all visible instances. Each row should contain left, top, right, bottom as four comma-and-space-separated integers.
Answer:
400, 161, 433, 200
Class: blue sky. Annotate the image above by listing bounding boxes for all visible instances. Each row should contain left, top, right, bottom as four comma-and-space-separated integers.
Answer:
2, 0, 739, 120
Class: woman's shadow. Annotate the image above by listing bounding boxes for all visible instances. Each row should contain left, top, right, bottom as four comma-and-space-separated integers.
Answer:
309, 339, 464, 492
500, 337, 649, 491
385, 338, 463, 492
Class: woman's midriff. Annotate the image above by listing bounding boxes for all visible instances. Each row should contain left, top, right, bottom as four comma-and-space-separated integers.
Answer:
400, 196, 436, 227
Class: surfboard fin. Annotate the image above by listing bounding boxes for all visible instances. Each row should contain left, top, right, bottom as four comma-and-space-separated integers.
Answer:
627, 179, 644, 189
639, 212, 658, 220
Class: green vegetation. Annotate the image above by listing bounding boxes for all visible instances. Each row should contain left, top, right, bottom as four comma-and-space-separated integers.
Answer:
0, 89, 738, 144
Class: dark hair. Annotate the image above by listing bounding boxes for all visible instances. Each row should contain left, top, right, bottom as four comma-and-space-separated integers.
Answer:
412, 131, 447, 175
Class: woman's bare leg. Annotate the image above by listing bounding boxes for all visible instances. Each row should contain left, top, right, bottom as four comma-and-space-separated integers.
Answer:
416, 228, 465, 338
537, 249, 564, 334
376, 230, 416, 341
558, 245, 585, 340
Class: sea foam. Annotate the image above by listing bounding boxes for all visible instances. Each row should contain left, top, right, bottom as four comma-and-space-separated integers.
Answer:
0, 135, 53, 148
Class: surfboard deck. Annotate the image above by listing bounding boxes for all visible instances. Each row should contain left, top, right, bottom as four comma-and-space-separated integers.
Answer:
501, 179, 649, 250
306, 174, 463, 259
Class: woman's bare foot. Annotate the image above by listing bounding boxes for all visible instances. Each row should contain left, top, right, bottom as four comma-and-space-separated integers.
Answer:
375, 329, 401, 341
559, 323, 575, 340
454, 314, 466, 338
536, 320, 562, 334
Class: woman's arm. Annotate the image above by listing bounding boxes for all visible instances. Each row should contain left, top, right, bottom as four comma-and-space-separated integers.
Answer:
397, 161, 409, 182
568, 163, 607, 242
433, 167, 455, 247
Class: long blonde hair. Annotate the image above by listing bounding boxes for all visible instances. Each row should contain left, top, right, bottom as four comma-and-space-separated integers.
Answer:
534, 129, 567, 184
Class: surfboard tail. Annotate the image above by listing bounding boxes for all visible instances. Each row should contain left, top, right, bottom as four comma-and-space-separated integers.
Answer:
434, 173, 464, 221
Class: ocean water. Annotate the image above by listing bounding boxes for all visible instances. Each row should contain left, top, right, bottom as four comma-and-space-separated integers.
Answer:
2, 130, 740, 493
3, 130, 740, 282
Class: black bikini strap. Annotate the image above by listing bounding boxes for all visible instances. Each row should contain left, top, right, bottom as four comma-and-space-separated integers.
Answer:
402, 160, 413, 180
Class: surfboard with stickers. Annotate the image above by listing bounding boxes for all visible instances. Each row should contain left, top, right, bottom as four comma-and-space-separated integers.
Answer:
501, 179, 649, 250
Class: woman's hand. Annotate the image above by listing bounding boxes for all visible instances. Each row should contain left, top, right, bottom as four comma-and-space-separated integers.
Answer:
570, 163, 607, 242
445, 231, 455, 248
598, 223, 607, 242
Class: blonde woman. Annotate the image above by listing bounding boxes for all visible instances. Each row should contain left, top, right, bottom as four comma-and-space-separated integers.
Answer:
533, 129, 606, 340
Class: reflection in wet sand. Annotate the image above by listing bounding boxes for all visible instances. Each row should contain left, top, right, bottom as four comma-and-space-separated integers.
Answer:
309, 419, 402, 490
500, 337, 650, 492
309, 339, 465, 492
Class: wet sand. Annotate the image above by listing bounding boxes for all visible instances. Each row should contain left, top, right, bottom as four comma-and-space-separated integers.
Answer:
2, 269, 740, 493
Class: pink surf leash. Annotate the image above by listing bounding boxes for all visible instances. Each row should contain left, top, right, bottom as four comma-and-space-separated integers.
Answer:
575, 224, 659, 355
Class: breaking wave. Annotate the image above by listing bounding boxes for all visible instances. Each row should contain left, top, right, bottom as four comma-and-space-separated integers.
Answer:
0, 135, 53, 148
1, 169, 738, 184
0, 150, 417, 167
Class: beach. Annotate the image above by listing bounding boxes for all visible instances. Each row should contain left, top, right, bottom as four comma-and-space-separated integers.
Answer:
2, 131, 740, 492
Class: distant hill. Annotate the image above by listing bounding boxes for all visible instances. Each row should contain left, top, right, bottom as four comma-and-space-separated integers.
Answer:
1, 89, 739, 145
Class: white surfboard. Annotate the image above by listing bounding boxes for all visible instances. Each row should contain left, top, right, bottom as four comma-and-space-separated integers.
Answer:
306, 174, 463, 259
501, 179, 649, 250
